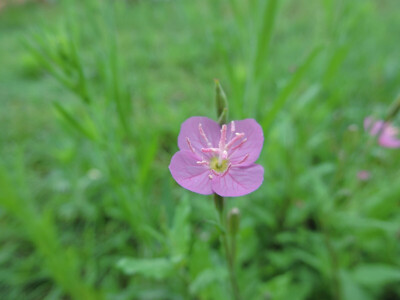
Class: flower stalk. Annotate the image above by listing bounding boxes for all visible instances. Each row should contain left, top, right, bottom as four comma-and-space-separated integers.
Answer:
213, 194, 241, 300
228, 207, 240, 265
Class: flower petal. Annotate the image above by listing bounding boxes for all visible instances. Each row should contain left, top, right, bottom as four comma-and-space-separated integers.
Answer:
212, 164, 264, 197
379, 130, 400, 148
227, 119, 264, 166
178, 117, 221, 152
364, 117, 384, 136
169, 150, 213, 195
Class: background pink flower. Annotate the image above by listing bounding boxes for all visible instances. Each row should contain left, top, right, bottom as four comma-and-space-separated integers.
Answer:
169, 116, 264, 197
364, 116, 400, 148
357, 170, 371, 181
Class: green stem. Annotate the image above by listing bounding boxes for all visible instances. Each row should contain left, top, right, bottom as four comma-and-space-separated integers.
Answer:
317, 204, 341, 300
214, 194, 241, 300
322, 229, 341, 300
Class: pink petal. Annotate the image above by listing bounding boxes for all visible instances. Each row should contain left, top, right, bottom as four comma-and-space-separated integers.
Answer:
212, 164, 264, 197
357, 170, 371, 181
379, 131, 400, 148
384, 124, 399, 136
227, 119, 264, 166
178, 117, 221, 153
364, 117, 385, 136
169, 150, 213, 195
364, 116, 400, 148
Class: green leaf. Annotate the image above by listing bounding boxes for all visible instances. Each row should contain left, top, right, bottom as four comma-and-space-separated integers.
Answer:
140, 225, 166, 245
137, 134, 159, 188
203, 219, 225, 234
259, 272, 311, 300
340, 270, 372, 300
117, 257, 174, 280
189, 268, 226, 294
168, 197, 191, 257
352, 264, 400, 287
262, 45, 322, 133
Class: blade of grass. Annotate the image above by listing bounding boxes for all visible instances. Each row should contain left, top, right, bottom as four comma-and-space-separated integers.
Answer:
262, 45, 323, 133
53, 102, 98, 142
254, 0, 279, 76
23, 37, 75, 91
65, 22, 91, 104
322, 44, 350, 87
240, 0, 279, 117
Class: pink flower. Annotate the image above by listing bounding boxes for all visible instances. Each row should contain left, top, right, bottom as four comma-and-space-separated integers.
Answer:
364, 117, 400, 148
357, 170, 371, 181
169, 117, 264, 197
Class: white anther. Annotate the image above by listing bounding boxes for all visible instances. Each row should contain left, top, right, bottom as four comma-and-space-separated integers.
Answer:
208, 174, 213, 179
231, 121, 235, 132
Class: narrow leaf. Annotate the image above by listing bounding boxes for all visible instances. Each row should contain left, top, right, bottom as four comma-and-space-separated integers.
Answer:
117, 257, 174, 280
53, 103, 97, 141
262, 45, 322, 132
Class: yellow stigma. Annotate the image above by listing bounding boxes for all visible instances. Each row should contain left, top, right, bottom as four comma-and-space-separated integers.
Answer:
209, 157, 229, 173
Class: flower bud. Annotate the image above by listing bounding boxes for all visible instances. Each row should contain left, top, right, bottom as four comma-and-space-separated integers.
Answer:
214, 79, 228, 125
228, 207, 240, 235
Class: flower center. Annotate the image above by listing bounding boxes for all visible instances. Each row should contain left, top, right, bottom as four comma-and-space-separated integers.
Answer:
191, 121, 250, 177
209, 157, 229, 173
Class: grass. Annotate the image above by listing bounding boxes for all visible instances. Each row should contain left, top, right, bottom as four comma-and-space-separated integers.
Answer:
1, 0, 400, 299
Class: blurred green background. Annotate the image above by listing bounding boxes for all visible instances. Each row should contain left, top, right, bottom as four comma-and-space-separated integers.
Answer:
1, 0, 400, 299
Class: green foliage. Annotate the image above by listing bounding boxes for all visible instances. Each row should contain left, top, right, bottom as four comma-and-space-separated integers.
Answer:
0, 0, 400, 299
117, 257, 175, 280
352, 264, 400, 287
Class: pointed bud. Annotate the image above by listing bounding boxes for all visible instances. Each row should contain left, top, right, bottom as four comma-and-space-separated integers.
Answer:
386, 94, 400, 121
228, 207, 240, 235
214, 79, 228, 126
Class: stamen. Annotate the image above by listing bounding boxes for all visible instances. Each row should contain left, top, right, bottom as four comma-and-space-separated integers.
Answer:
221, 164, 232, 177
219, 124, 227, 149
225, 132, 245, 149
196, 160, 209, 166
201, 147, 219, 153
208, 174, 213, 179
231, 121, 235, 132
230, 138, 247, 151
186, 137, 195, 153
234, 154, 249, 165
198, 123, 211, 146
